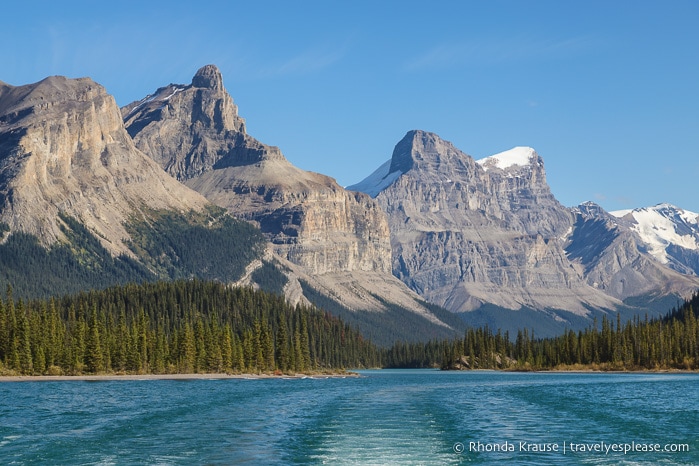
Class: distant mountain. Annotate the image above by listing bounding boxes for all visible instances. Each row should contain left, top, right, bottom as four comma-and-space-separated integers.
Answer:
348, 130, 619, 332
566, 202, 699, 302
349, 130, 699, 334
123, 66, 463, 344
611, 204, 699, 276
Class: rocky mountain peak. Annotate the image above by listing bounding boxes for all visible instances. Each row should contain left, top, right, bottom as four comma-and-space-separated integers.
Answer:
351, 131, 618, 321
192, 64, 224, 90
0, 73, 209, 255
0, 75, 104, 127
574, 201, 611, 219
123, 65, 270, 180
126, 66, 394, 276
388, 130, 474, 175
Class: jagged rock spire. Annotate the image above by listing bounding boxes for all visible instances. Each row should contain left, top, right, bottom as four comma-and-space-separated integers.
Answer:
192, 64, 224, 91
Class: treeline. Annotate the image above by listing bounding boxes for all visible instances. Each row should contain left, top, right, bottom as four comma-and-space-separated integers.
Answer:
0, 208, 267, 301
0, 280, 381, 376
524, 296, 699, 370
386, 293, 699, 371
2, 278, 698, 376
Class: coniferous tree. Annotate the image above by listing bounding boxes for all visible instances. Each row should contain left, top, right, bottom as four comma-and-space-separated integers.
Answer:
275, 314, 290, 372
85, 305, 103, 373
16, 300, 33, 374
300, 313, 312, 371
260, 317, 275, 372
179, 323, 196, 373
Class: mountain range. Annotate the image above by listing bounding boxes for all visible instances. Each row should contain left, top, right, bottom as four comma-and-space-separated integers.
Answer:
1, 65, 698, 341
349, 131, 699, 334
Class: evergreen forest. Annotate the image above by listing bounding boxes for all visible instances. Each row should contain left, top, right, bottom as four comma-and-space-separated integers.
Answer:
2, 277, 699, 376
0, 208, 266, 301
387, 293, 699, 371
0, 280, 381, 376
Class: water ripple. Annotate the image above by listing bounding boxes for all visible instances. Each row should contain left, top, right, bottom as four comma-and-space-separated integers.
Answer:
1, 371, 698, 464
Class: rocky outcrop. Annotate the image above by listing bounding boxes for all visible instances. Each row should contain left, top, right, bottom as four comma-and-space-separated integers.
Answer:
122, 64, 253, 180
349, 130, 620, 316
124, 65, 392, 276
0, 75, 209, 256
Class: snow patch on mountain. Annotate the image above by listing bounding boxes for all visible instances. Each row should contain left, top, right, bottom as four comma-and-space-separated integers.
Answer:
610, 204, 699, 264
611, 209, 633, 217
346, 159, 403, 197
476, 146, 536, 171
125, 85, 187, 116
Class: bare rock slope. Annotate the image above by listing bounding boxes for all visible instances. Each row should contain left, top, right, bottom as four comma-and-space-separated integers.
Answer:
349, 130, 622, 317
123, 65, 390, 276
0, 75, 209, 256
567, 202, 699, 301
124, 66, 453, 333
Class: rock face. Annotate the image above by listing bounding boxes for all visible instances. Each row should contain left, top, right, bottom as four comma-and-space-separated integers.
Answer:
567, 202, 699, 300
0, 75, 209, 256
124, 65, 391, 276
351, 130, 699, 325
122, 65, 251, 180
122, 66, 459, 337
349, 130, 621, 316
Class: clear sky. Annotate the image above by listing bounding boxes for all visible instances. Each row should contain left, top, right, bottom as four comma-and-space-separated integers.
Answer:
2, 1, 698, 212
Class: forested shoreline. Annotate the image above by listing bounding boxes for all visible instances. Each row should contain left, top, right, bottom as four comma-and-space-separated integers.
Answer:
0, 280, 381, 376
1, 279, 698, 377
387, 293, 699, 372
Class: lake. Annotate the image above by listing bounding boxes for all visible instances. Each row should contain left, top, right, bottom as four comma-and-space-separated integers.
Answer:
1, 370, 697, 464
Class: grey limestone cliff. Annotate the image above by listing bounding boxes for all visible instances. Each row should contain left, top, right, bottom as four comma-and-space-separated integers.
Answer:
0, 75, 209, 256
122, 66, 453, 330
350, 130, 621, 316
123, 65, 392, 276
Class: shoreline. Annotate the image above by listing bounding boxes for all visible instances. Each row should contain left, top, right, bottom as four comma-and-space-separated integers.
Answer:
0, 372, 359, 382
5, 367, 697, 382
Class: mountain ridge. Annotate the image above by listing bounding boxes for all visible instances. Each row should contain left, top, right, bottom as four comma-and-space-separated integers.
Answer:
349, 130, 699, 331
0, 71, 273, 301
122, 66, 463, 340
2, 65, 699, 340
0, 74, 212, 257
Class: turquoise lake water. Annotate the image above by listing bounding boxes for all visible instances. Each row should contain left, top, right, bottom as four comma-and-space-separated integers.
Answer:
1, 370, 697, 465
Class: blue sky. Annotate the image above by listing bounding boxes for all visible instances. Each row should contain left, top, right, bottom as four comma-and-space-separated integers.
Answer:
3, 1, 698, 212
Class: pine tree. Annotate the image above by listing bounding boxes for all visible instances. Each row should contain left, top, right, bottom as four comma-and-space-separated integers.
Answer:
179, 323, 196, 373
253, 319, 264, 372
260, 317, 275, 372
293, 324, 304, 372
16, 300, 33, 374
300, 314, 311, 371
233, 331, 245, 372
221, 325, 233, 372
0, 294, 6, 364
275, 314, 290, 372
81, 303, 104, 373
